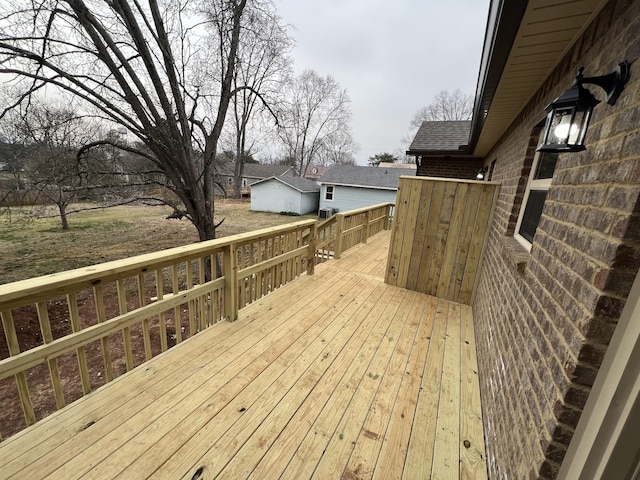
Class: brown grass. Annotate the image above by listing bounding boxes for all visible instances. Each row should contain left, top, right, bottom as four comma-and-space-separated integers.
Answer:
0, 199, 316, 285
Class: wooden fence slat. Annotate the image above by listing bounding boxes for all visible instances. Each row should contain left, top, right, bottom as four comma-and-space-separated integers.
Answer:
116, 280, 134, 372
93, 285, 114, 382
137, 273, 153, 361
155, 270, 168, 353
406, 180, 434, 291
171, 265, 183, 342
36, 302, 65, 409
436, 183, 469, 299
448, 185, 483, 301
67, 292, 92, 394
1, 310, 36, 426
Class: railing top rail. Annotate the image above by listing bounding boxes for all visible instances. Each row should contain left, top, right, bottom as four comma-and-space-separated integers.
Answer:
336, 203, 394, 218
0, 218, 316, 305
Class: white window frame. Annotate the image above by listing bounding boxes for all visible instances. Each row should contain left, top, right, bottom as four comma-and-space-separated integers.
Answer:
514, 150, 554, 252
325, 185, 334, 201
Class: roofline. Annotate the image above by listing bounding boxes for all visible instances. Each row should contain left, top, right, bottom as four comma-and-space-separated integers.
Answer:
320, 181, 400, 191
250, 175, 319, 193
466, 0, 529, 155
405, 148, 477, 156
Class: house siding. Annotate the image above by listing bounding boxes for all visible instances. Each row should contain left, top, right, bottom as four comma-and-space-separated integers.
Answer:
416, 155, 484, 180
472, 1, 640, 479
319, 184, 398, 213
250, 180, 319, 215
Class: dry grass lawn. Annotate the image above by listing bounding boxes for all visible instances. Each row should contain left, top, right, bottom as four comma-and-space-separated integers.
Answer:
0, 199, 316, 285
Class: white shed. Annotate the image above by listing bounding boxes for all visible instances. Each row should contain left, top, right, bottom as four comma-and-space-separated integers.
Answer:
250, 176, 320, 215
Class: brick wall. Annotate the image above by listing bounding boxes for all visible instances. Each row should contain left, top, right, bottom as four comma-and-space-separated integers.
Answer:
416, 155, 483, 180
473, 0, 640, 478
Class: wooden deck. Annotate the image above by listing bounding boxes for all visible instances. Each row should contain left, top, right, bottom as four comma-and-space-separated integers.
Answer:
0, 231, 487, 479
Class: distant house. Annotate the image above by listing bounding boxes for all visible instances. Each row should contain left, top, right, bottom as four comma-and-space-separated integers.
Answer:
406, 120, 484, 179
318, 165, 414, 214
301, 165, 329, 183
216, 163, 294, 197
250, 176, 320, 215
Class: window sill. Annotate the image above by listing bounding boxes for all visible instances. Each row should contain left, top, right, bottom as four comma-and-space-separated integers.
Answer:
499, 236, 530, 274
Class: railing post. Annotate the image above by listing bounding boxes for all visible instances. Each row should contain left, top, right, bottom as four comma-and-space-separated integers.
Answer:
334, 214, 344, 259
223, 243, 238, 321
386, 204, 393, 230
363, 211, 369, 244
307, 222, 317, 275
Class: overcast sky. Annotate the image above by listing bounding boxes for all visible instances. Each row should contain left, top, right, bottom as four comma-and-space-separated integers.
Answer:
273, 0, 490, 164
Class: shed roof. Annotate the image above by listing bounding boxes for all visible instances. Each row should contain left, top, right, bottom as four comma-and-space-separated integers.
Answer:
320, 165, 415, 190
250, 175, 320, 193
407, 121, 471, 154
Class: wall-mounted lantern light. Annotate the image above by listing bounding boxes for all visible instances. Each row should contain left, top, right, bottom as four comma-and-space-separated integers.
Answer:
537, 61, 630, 153
476, 166, 488, 180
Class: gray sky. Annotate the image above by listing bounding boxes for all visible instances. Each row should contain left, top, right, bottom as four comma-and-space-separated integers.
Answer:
274, 0, 490, 164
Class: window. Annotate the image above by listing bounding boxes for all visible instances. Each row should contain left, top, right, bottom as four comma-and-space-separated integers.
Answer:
514, 149, 558, 251
242, 178, 247, 187
325, 185, 334, 201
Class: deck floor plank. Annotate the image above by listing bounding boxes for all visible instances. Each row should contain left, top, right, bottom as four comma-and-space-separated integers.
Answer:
401, 298, 450, 479
141, 277, 387, 480
0, 231, 488, 480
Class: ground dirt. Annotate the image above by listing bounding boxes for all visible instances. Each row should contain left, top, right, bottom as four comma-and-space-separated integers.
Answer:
0, 200, 316, 439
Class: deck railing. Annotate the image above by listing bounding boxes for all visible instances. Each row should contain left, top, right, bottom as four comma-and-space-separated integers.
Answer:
0, 202, 393, 439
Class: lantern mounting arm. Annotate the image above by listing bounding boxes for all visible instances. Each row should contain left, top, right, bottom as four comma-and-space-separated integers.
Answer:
578, 61, 630, 106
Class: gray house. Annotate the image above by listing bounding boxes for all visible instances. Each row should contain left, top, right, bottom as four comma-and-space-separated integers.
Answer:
319, 165, 414, 215
250, 176, 320, 215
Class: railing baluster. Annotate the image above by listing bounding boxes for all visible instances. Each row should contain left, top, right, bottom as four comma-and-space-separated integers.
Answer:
1, 310, 36, 426
116, 280, 134, 371
155, 269, 168, 352
93, 285, 114, 382
186, 261, 196, 335
137, 273, 152, 361
67, 292, 91, 394
197, 258, 206, 331
172, 265, 182, 342
35, 302, 65, 409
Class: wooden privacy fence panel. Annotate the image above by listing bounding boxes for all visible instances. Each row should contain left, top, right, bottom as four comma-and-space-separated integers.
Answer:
0, 204, 393, 440
385, 177, 499, 305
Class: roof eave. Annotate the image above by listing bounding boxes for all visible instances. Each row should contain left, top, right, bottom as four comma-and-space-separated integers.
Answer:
467, 0, 529, 155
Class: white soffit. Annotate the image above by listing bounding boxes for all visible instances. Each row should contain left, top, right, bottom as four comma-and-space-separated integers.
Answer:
474, 0, 609, 157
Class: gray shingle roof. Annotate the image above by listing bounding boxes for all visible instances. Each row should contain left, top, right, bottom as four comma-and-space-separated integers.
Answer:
320, 166, 415, 189
251, 175, 320, 193
407, 120, 471, 153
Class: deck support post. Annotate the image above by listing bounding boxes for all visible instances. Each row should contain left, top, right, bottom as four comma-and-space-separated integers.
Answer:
307, 223, 317, 275
363, 211, 369, 243
223, 244, 238, 321
334, 214, 344, 259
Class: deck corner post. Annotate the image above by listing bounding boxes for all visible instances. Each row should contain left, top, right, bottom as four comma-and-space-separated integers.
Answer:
223, 244, 238, 322
363, 211, 369, 244
334, 214, 345, 259
307, 222, 317, 275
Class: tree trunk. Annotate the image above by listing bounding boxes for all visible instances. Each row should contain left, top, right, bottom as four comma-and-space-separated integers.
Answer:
58, 203, 69, 230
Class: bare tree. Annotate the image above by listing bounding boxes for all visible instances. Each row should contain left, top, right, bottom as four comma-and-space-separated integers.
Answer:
409, 89, 473, 125
228, 1, 292, 197
277, 70, 352, 176
0, 0, 252, 241
315, 129, 358, 167
398, 89, 474, 161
